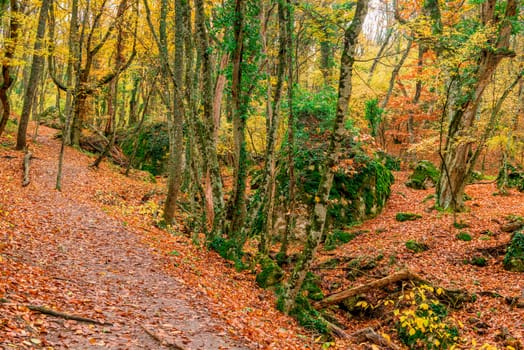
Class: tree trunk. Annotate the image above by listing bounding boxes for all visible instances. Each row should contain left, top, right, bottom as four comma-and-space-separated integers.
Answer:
282, 0, 368, 313
163, 0, 186, 225
279, 0, 295, 259
16, 0, 52, 150
227, 0, 248, 239
437, 0, 517, 211
195, 0, 225, 237
0, 0, 21, 138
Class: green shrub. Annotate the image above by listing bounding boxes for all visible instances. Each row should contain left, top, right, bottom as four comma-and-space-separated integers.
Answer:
405, 160, 440, 190
396, 212, 422, 222
456, 232, 472, 241
504, 232, 524, 272
405, 239, 429, 253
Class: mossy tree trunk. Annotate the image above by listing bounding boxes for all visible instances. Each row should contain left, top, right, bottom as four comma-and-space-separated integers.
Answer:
279, 0, 295, 259
195, 0, 225, 238
16, 0, 51, 150
282, 0, 369, 313
0, 0, 21, 139
438, 0, 517, 211
163, 0, 186, 226
255, 0, 288, 254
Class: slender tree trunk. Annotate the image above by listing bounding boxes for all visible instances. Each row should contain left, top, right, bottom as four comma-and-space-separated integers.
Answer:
56, 0, 79, 190
283, 0, 368, 313
227, 0, 248, 239
16, 0, 52, 150
163, 0, 186, 225
257, 0, 287, 254
0, 0, 21, 138
279, 0, 295, 260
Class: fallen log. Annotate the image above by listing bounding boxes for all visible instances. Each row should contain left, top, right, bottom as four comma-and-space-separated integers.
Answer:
314, 269, 422, 309
22, 150, 32, 187
27, 305, 112, 326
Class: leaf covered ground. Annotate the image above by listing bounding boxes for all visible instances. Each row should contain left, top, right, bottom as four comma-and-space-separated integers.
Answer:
1, 126, 523, 349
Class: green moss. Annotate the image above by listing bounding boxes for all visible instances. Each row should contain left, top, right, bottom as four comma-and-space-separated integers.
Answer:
121, 122, 169, 175
324, 229, 358, 251
466, 255, 487, 267
456, 232, 472, 241
405, 239, 429, 253
405, 160, 440, 190
497, 164, 524, 192
275, 282, 328, 334
302, 272, 324, 301
504, 232, 524, 272
396, 212, 422, 222
208, 236, 244, 270
256, 256, 284, 288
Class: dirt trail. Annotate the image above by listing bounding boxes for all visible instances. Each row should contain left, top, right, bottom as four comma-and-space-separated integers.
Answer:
0, 127, 250, 349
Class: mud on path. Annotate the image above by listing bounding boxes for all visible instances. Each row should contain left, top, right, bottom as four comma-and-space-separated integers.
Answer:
1, 127, 306, 349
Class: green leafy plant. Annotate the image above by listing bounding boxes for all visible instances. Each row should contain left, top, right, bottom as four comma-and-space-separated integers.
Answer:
393, 285, 460, 349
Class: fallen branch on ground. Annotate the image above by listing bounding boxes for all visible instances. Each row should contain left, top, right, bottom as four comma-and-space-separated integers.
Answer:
26, 305, 112, 326
22, 150, 32, 187
314, 269, 422, 308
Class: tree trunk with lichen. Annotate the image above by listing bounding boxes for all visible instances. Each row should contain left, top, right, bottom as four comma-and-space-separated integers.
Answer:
0, 0, 20, 138
438, 0, 517, 211
282, 0, 369, 313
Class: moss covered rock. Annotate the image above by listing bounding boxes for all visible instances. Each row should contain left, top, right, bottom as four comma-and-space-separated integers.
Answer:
504, 232, 524, 272
396, 212, 422, 222
405, 160, 440, 190
256, 257, 284, 288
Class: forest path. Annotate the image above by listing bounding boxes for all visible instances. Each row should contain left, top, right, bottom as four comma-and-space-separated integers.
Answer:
0, 126, 251, 349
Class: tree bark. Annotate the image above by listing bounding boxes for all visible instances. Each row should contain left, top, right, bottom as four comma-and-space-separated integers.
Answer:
437, 0, 517, 211
0, 0, 21, 138
16, 0, 52, 150
282, 0, 368, 313
163, 0, 186, 225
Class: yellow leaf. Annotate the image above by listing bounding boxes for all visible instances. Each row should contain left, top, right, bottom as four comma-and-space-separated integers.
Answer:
409, 328, 416, 336
314, 196, 321, 203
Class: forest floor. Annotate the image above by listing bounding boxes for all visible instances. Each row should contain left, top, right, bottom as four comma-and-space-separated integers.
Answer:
1, 124, 523, 349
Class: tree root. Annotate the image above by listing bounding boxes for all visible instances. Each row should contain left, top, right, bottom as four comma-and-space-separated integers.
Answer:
26, 305, 112, 326
141, 325, 187, 350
